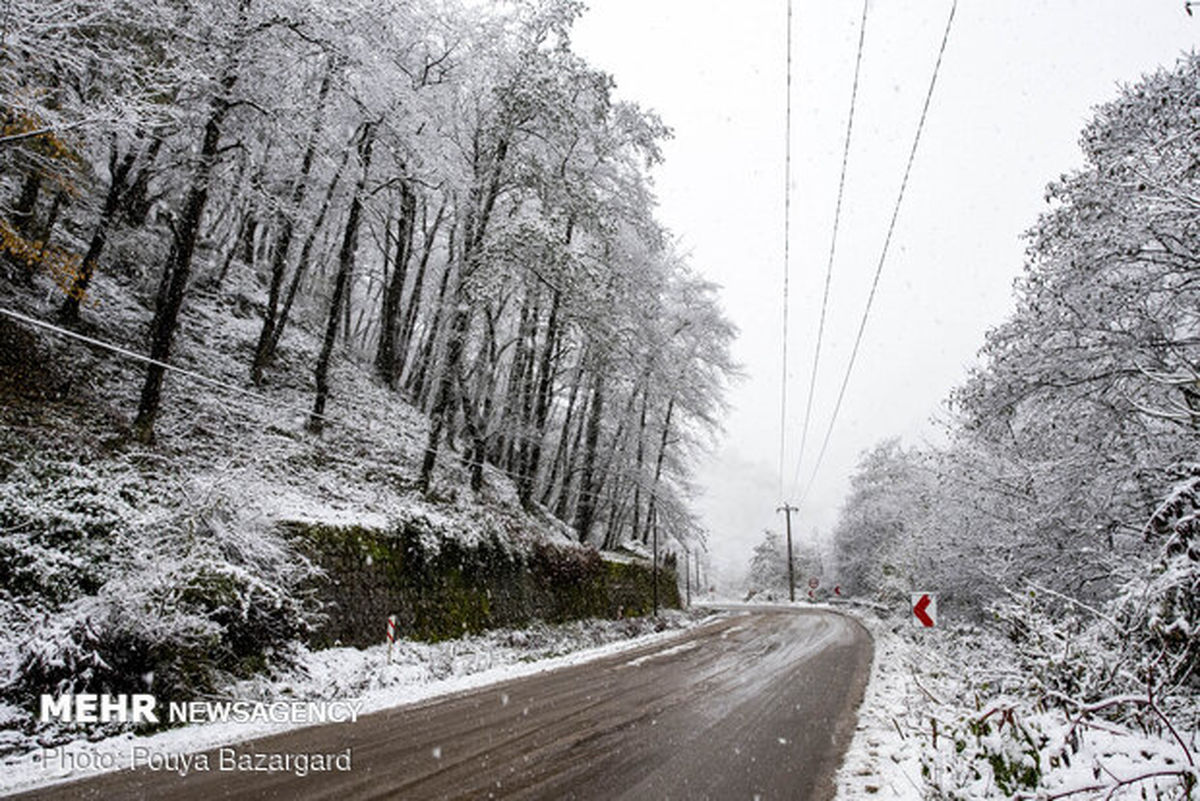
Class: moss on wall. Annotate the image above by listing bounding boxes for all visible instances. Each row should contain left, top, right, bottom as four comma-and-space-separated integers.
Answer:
283, 520, 680, 647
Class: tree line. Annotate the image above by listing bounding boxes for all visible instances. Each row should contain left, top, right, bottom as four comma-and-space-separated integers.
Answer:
831, 55, 1200, 645
0, 0, 738, 552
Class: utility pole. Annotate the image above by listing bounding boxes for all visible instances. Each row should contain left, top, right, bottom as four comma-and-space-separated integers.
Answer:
776, 503, 798, 602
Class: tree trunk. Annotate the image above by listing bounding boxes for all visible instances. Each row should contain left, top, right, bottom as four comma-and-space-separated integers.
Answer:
519, 216, 571, 496
541, 356, 582, 508
643, 396, 676, 543
418, 132, 509, 493
554, 386, 591, 522
603, 476, 632, 550
254, 143, 352, 381
59, 143, 139, 323
374, 181, 417, 386
214, 207, 252, 289
591, 374, 644, 521
26, 191, 66, 287
517, 286, 561, 505
408, 241, 453, 407
397, 201, 445, 384
120, 137, 163, 228
133, 73, 237, 443
308, 123, 376, 433
11, 170, 40, 236
419, 297, 470, 490
496, 290, 534, 468
632, 387, 648, 542
574, 369, 605, 543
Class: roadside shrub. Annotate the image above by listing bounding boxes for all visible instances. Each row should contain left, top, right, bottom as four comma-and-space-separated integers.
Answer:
0, 459, 150, 606
0, 490, 323, 735
1116, 467, 1200, 702
916, 474, 1200, 798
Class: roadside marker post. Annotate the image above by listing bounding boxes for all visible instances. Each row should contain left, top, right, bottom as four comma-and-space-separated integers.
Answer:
911, 593, 937, 628
387, 615, 397, 664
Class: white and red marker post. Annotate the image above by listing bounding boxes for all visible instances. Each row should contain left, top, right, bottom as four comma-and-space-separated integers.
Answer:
386, 614, 397, 664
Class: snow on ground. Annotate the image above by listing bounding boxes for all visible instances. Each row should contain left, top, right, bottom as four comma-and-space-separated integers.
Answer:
833, 608, 1199, 800
834, 612, 926, 800
0, 611, 710, 797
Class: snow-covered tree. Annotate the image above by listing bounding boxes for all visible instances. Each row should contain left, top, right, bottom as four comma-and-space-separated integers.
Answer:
746, 529, 788, 596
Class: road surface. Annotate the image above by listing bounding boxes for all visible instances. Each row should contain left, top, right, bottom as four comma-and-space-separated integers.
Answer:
9, 608, 872, 800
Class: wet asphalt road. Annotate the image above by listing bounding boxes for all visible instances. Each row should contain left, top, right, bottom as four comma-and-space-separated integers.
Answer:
8, 608, 873, 801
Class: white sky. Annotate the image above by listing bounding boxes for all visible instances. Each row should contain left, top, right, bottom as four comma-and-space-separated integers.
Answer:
572, 1, 1200, 587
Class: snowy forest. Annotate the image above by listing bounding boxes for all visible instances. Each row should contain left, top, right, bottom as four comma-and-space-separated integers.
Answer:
4, 0, 1198, 796
0, 0, 737, 545
0, 0, 737, 749
827, 55, 1199, 798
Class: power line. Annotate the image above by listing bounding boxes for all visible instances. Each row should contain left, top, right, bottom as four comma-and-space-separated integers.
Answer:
800, 0, 958, 507
0, 305, 333, 426
777, 0, 794, 502
0, 305, 667, 511
790, 0, 869, 500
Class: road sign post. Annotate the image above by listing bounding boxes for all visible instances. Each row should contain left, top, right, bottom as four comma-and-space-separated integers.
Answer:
386, 614, 397, 663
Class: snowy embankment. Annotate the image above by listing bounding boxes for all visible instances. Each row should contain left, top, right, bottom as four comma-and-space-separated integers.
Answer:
0, 611, 707, 797
834, 610, 1198, 800
834, 613, 933, 799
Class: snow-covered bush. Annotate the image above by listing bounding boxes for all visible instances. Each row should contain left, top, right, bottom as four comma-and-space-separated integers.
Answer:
913, 471, 1200, 800
6, 590, 219, 736
0, 460, 150, 606
0, 462, 323, 736
1116, 467, 1200, 702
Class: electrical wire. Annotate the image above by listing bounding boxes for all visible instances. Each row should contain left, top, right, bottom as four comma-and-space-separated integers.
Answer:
790, 0, 869, 500
799, 0, 958, 507
0, 305, 660, 509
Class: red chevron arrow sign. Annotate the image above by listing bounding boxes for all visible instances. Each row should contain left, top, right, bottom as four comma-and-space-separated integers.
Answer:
912, 593, 937, 628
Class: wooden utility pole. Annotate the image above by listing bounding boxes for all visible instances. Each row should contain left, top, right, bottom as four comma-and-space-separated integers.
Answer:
776, 503, 798, 602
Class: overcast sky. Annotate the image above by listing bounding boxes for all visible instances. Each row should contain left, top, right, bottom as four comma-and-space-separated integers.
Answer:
571, 1, 1200, 587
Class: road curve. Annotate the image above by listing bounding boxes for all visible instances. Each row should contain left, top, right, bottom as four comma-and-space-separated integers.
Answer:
9, 608, 873, 801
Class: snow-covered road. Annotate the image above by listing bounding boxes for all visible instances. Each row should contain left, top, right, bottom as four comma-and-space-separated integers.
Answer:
7, 609, 872, 800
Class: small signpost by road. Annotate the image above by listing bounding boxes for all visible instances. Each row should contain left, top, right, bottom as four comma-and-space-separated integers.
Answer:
386, 614, 397, 664
911, 593, 937, 628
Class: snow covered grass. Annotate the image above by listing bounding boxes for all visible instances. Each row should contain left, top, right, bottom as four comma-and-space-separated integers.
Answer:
834, 609, 1198, 800
834, 612, 926, 799
0, 610, 707, 797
